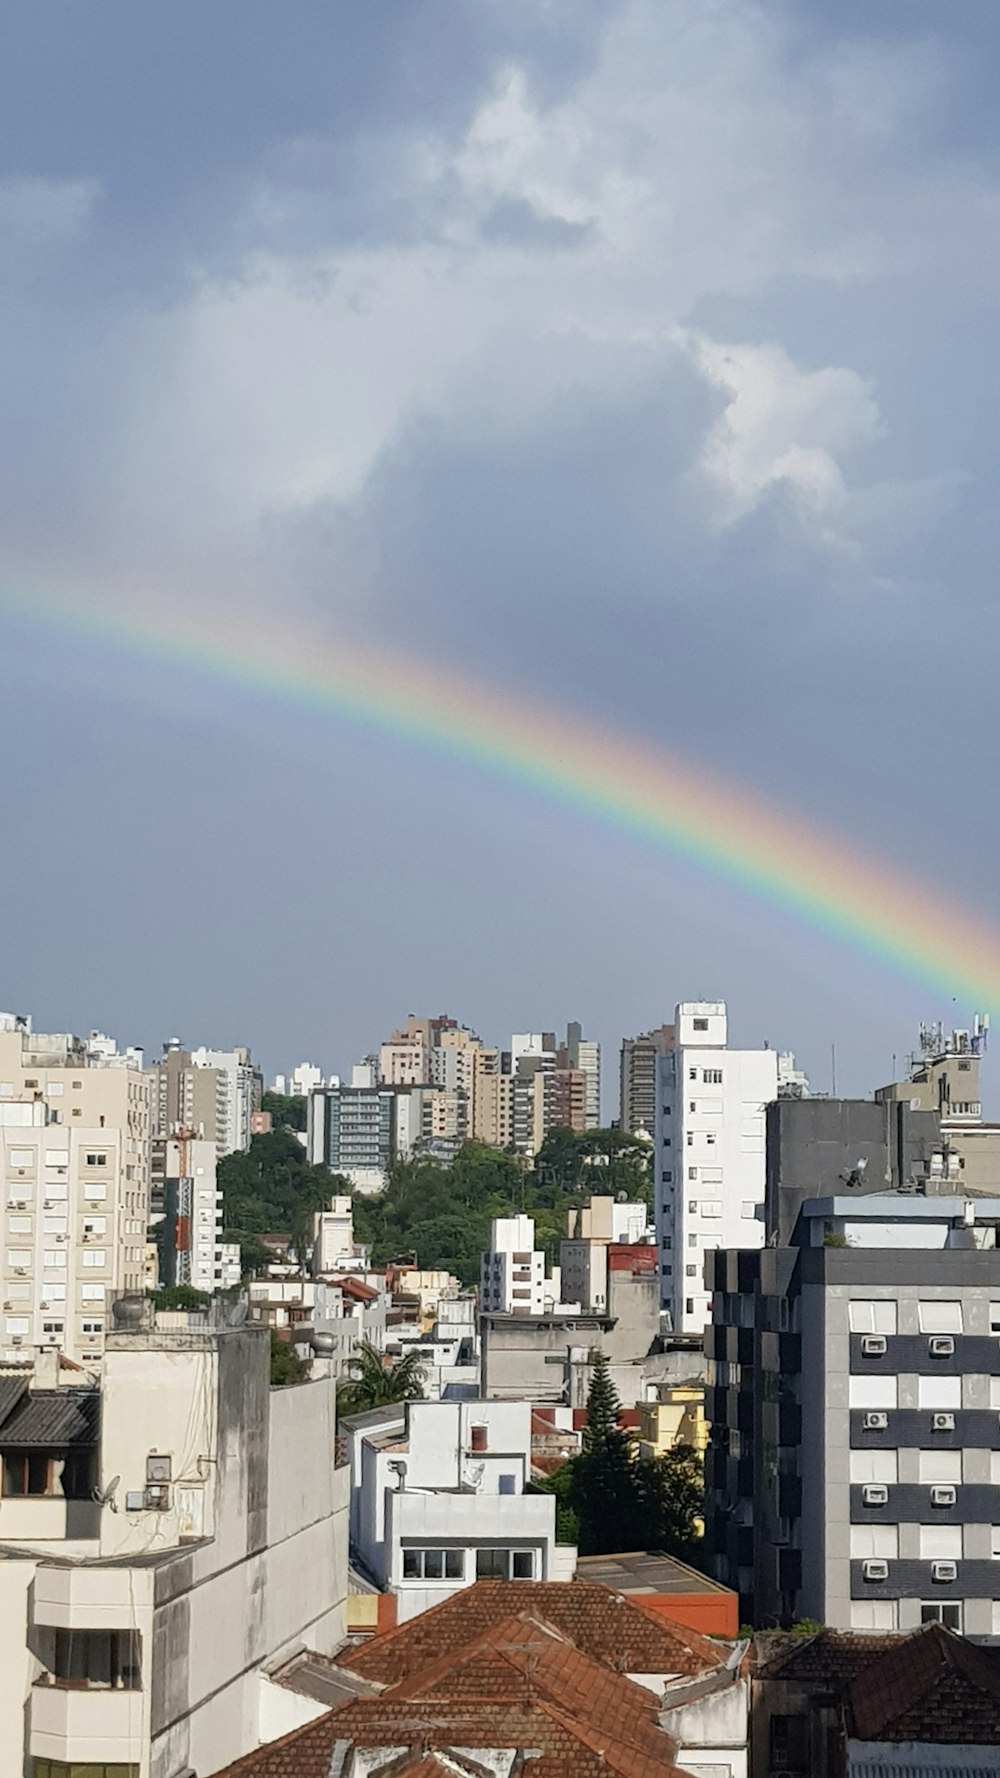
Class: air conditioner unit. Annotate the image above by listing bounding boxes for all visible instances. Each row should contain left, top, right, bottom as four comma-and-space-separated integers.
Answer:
861, 1335, 888, 1357
863, 1411, 889, 1430
932, 1412, 956, 1431
931, 1560, 957, 1582
931, 1484, 957, 1507
862, 1558, 889, 1581
55, 1234, 65, 1243
929, 1336, 955, 1357
11, 1337, 21, 1347
862, 1484, 889, 1506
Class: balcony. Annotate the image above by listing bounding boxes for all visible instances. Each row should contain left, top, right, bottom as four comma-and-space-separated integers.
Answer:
31, 1681, 145, 1767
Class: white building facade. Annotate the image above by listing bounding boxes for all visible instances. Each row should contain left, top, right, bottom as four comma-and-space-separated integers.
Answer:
480, 1214, 546, 1315
344, 1398, 566, 1622
655, 1001, 778, 1334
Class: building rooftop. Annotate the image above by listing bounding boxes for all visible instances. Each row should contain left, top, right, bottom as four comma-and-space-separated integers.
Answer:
576, 1549, 733, 1598
0, 1387, 99, 1448
339, 1578, 726, 1685
848, 1623, 1000, 1744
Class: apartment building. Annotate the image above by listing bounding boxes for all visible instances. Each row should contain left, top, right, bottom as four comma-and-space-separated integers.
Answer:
342, 1398, 566, 1622
147, 1041, 261, 1156
154, 1133, 234, 1293
0, 1307, 348, 1778
564, 1021, 601, 1127
307, 1067, 396, 1193
561, 1193, 649, 1312
655, 1002, 778, 1334
706, 1190, 1000, 1635
620, 1024, 675, 1136
0, 1014, 150, 1367
480, 1214, 546, 1314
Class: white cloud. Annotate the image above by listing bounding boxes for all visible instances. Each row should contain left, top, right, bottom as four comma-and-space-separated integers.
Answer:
679, 331, 881, 528
78, 0, 988, 599
0, 176, 99, 244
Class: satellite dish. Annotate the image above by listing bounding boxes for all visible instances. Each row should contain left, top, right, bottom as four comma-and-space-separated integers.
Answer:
93, 1474, 121, 1508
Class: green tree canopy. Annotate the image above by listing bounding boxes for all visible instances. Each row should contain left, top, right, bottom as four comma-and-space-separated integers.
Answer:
337, 1340, 427, 1416
270, 1331, 309, 1387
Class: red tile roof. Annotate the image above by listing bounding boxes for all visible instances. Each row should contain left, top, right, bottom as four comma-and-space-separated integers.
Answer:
339, 1580, 725, 1684
849, 1622, 1000, 1744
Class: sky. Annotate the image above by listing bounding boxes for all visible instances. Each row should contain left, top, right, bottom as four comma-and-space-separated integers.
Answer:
2, 0, 1000, 1109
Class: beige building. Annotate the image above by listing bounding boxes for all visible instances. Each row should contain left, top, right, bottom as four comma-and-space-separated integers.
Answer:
876, 1019, 1000, 1192
0, 1015, 150, 1367
147, 1041, 261, 1155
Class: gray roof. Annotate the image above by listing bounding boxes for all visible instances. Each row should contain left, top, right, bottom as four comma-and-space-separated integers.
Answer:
0, 1390, 99, 1448
0, 1378, 28, 1430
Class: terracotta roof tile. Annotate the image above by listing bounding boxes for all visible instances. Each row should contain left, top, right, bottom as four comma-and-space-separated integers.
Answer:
849, 1622, 1000, 1743
751, 1628, 902, 1685
341, 1579, 725, 1684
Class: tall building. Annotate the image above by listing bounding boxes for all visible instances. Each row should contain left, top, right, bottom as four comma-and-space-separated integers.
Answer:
561, 1193, 650, 1312
148, 1040, 262, 1156
480, 1215, 546, 1314
563, 1021, 601, 1127
654, 1001, 778, 1335
0, 1013, 150, 1367
154, 1133, 230, 1294
706, 1189, 1000, 1636
273, 1061, 324, 1098
619, 1024, 675, 1136
308, 1069, 396, 1193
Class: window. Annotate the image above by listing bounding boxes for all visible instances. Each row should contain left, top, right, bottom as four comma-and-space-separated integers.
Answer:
702, 1200, 723, 1217
703, 1068, 723, 1085
741, 1201, 756, 1218
991, 1302, 1000, 1335
85, 1153, 109, 1168
919, 1450, 961, 1484
849, 1375, 897, 1409
82, 1250, 106, 1268
48, 1627, 141, 1690
498, 1474, 516, 1495
849, 1301, 898, 1336
3, 1450, 95, 1498
81, 1284, 105, 1301
688, 1199, 698, 1213
661, 1171, 672, 1184
688, 1168, 698, 1181
81, 1320, 102, 1336
918, 1301, 963, 1334
689, 1068, 697, 1080
688, 1234, 698, 1247
686, 1133, 693, 1147
850, 1450, 898, 1483
850, 1524, 898, 1558
475, 1548, 534, 1580
921, 1601, 962, 1630
686, 1298, 695, 1316
990, 1378, 1000, 1410
7, 1217, 30, 1234
919, 1524, 962, 1559
42, 1252, 67, 1270
991, 1528, 1000, 1561
8, 1151, 34, 1169
769, 1714, 808, 1773
4, 1317, 28, 1336
402, 1548, 464, 1581
851, 1601, 898, 1630
693, 1017, 708, 1030
918, 1375, 960, 1410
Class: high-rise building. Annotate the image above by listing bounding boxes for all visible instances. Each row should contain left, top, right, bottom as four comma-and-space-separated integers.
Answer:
706, 1189, 1000, 1636
0, 1013, 150, 1366
480, 1215, 546, 1314
154, 1133, 229, 1294
563, 1022, 601, 1127
619, 1025, 675, 1136
307, 1071, 397, 1193
148, 1040, 262, 1155
655, 1001, 778, 1335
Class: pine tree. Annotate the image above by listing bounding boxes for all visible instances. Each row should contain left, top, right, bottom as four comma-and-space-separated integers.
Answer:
572, 1352, 646, 1554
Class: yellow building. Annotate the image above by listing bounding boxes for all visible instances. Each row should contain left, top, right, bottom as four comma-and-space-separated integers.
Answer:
637, 1385, 708, 1460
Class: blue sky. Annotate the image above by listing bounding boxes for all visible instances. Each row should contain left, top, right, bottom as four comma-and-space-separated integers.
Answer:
2, 0, 999, 1105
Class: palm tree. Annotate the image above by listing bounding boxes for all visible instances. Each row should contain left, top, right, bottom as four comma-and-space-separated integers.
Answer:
337, 1340, 427, 1416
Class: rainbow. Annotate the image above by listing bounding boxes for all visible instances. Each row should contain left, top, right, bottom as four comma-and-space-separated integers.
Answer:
5, 587, 998, 1007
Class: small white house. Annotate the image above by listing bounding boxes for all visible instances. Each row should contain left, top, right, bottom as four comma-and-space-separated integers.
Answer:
343, 1398, 571, 1621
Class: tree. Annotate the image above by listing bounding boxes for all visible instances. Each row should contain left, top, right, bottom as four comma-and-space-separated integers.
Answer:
570, 1352, 648, 1555
337, 1340, 426, 1416
270, 1331, 309, 1387
149, 1285, 211, 1311
261, 1090, 308, 1132
532, 1463, 580, 1545
643, 1442, 704, 1557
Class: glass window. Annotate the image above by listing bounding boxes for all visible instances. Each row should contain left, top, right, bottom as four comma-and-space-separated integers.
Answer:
850, 1524, 898, 1558
918, 1301, 963, 1334
919, 1524, 962, 1559
919, 1450, 961, 1484
990, 1302, 1000, 1335
849, 1300, 898, 1335
476, 1548, 510, 1580
918, 1376, 961, 1409
849, 1376, 897, 1409
921, 1602, 962, 1630
511, 1550, 534, 1579
49, 1627, 141, 1690
4, 1451, 52, 1497
991, 1528, 1000, 1561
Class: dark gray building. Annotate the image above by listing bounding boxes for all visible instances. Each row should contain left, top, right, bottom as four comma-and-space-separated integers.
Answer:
619, 1024, 674, 1136
764, 1094, 943, 1244
706, 1191, 1000, 1635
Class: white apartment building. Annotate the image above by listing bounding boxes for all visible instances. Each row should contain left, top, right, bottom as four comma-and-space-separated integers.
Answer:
0, 1015, 150, 1367
273, 1062, 324, 1098
0, 1311, 348, 1778
189, 1046, 262, 1154
655, 1001, 778, 1334
480, 1214, 545, 1314
343, 1398, 567, 1622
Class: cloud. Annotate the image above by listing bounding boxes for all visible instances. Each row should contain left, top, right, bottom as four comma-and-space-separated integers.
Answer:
679, 331, 881, 530
0, 175, 99, 244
